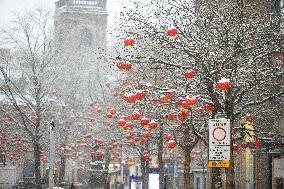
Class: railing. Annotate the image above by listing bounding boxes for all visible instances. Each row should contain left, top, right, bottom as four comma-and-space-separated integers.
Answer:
56, 0, 106, 8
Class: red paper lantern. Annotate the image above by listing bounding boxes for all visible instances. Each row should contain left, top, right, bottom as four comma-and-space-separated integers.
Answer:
241, 143, 248, 149
125, 122, 134, 130
178, 110, 189, 122
140, 117, 150, 127
167, 140, 177, 149
253, 140, 261, 149
131, 110, 141, 120
204, 104, 216, 113
140, 140, 146, 145
118, 118, 126, 127
184, 70, 196, 80
116, 60, 132, 72
160, 93, 174, 104
217, 78, 232, 91
143, 153, 150, 160
124, 95, 136, 103
124, 37, 135, 48
244, 115, 256, 123
181, 96, 197, 110
163, 134, 172, 141
135, 91, 146, 101
232, 144, 239, 152
148, 120, 158, 130
142, 131, 150, 140
166, 26, 177, 38
106, 112, 113, 118
109, 108, 116, 115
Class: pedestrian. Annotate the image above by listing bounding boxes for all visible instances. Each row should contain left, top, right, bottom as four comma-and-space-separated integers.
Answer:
70, 183, 76, 189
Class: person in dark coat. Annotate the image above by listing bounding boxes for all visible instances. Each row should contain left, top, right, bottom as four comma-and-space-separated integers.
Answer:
70, 183, 76, 189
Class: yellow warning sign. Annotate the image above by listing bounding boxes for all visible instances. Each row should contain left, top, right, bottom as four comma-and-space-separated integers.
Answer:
208, 160, 230, 168
126, 159, 137, 166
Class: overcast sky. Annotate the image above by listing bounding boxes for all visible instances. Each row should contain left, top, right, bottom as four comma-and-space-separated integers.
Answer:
0, 0, 129, 29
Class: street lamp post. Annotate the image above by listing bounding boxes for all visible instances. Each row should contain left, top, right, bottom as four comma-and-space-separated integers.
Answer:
49, 121, 56, 189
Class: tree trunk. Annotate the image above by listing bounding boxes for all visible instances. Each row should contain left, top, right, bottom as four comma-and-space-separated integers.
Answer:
59, 156, 66, 184
226, 149, 235, 189
183, 148, 191, 189
104, 152, 111, 189
144, 160, 149, 189
158, 125, 165, 189
140, 155, 149, 189
33, 141, 42, 189
140, 157, 146, 189
211, 168, 222, 189
224, 94, 236, 189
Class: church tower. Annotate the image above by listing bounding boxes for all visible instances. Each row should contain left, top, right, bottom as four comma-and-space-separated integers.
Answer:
55, 0, 107, 52
54, 0, 108, 104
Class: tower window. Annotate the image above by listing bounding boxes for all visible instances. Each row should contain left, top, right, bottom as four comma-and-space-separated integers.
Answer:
82, 29, 93, 47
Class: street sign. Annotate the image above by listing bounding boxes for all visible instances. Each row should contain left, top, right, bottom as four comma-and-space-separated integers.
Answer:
126, 159, 137, 166
209, 119, 230, 146
208, 160, 230, 168
130, 177, 143, 189
209, 145, 230, 160
208, 119, 231, 168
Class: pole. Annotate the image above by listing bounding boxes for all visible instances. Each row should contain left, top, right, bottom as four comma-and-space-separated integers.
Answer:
49, 121, 56, 189
120, 146, 124, 186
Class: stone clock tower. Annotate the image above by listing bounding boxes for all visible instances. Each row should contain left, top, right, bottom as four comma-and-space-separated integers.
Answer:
54, 0, 108, 104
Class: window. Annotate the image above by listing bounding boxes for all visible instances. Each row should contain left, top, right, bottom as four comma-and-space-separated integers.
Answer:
82, 29, 93, 47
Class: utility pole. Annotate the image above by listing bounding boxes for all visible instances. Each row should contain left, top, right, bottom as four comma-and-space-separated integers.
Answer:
49, 121, 56, 189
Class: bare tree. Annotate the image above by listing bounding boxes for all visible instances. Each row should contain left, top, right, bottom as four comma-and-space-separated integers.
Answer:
114, 0, 284, 188
0, 9, 66, 189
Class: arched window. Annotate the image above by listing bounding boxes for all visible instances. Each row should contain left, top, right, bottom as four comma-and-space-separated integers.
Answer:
82, 29, 93, 47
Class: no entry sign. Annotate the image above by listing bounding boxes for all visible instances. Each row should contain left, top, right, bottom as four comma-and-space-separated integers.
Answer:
209, 119, 230, 146
208, 119, 231, 168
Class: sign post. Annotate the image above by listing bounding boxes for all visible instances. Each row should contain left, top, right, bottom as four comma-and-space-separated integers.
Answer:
208, 119, 230, 168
